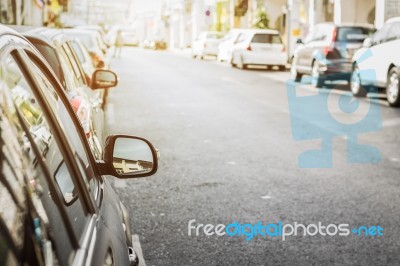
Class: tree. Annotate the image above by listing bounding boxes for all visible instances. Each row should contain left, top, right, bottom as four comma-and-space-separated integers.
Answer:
253, 9, 269, 29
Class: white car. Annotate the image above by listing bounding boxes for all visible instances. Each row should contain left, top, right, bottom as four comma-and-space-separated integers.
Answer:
217, 29, 249, 62
351, 17, 400, 106
192, 31, 224, 59
231, 29, 287, 70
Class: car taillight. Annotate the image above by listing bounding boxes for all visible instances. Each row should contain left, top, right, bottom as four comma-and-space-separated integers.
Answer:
324, 28, 337, 55
281, 46, 286, 52
246, 45, 252, 51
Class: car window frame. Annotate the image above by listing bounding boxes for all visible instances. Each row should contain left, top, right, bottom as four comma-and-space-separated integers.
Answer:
22, 46, 103, 206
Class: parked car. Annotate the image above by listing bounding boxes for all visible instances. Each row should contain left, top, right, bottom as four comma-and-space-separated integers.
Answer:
290, 23, 374, 87
217, 28, 249, 62
192, 31, 224, 59
121, 30, 139, 46
75, 25, 110, 47
69, 38, 96, 83
231, 29, 287, 70
63, 28, 109, 69
0, 24, 159, 266
350, 17, 400, 106
23, 28, 109, 158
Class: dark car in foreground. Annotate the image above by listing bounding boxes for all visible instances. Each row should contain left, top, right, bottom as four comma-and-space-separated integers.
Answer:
0, 25, 159, 265
290, 23, 374, 87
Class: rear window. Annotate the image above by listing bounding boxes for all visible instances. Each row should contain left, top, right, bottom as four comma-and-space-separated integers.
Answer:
336, 27, 374, 42
251, 34, 281, 44
206, 33, 224, 39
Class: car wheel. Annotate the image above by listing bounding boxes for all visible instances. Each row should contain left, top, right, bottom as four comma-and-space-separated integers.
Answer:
350, 64, 367, 97
290, 57, 302, 82
311, 60, 324, 88
239, 56, 247, 70
230, 56, 237, 68
386, 67, 400, 107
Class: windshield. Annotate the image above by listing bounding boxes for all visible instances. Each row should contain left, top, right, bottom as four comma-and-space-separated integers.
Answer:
251, 33, 282, 44
336, 27, 375, 42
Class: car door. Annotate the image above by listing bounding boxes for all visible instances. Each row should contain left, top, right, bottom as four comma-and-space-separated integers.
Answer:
21, 45, 132, 266
296, 26, 319, 72
358, 23, 392, 86
0, 47, 94, 265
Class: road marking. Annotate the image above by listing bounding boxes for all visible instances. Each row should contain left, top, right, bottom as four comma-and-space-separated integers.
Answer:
383, 117, 400, 128
261, 195, 272, 199
227, 161, 236, 165
132, 234, 146, 266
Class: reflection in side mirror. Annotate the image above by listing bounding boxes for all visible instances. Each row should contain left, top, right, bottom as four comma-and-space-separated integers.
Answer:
113, 138, 154, 175
100, 135, 158, 179
91, 69, 118, 90
54, 162, 77, 205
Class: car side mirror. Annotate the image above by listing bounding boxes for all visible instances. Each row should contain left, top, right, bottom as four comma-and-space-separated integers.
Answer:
296, 38, 303, 44
98, 135, 158, 179
363, 37, 372, 48
91, 69, 118, 90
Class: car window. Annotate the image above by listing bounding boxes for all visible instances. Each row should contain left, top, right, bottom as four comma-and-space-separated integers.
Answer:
386, 22, 400, 42
236, 33, 247, 43
25, 52, 100, 201
31, 43, 64, 85
206, 33, 223, 39
312, 24, 334, 42
251, 33, 281, 44
1, 53, 92, 245
336, 27, 374, 42
1, 53, 79, 262
70, 41, 86, 63
58, 44, 83, 87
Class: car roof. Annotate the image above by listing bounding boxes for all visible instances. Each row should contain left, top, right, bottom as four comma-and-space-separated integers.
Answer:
239, 29, 280, 36
23, 27, 69, 47
0, 24, 26, 38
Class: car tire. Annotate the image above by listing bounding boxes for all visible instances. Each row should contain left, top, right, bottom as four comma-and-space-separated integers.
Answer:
311, 60, 325, 88
230, 57, 237, 68
290, 57, 302, 82
238, 56, 247, 70
350, 64, 367, 97
386, 67, 400, 107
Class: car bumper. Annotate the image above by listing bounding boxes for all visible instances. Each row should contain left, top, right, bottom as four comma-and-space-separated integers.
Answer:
320, 59, 353, 74
243, 52, 287, 66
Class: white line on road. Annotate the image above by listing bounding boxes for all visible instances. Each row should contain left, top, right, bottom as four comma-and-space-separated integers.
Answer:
132, 234, 146, 266
382, 117, 400, 128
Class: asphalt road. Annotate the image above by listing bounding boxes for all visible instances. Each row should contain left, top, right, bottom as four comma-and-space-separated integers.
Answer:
106, 47, 400, 266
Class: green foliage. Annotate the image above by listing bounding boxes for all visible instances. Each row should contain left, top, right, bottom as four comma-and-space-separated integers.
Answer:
254, 9, 270, 29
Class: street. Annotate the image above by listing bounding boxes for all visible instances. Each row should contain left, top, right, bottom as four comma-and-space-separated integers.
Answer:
106, 47, 400, 265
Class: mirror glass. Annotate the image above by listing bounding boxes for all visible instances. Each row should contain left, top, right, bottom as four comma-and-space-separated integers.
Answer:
54, 162, 77, 204
94, 70, 117, 88
112, 137, 154, 175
